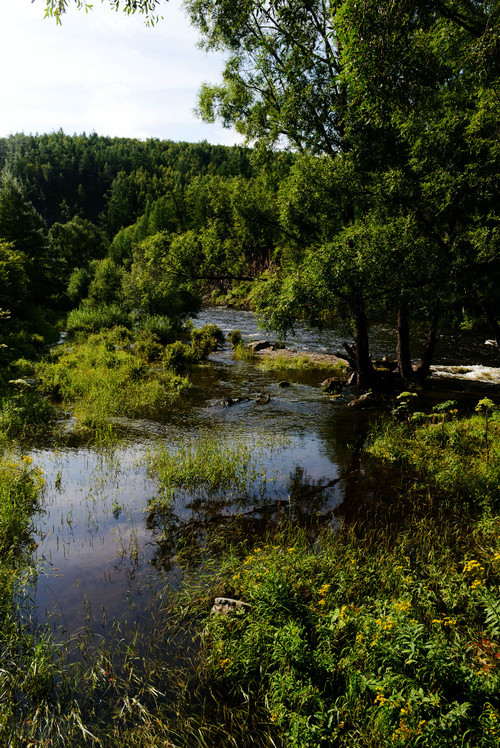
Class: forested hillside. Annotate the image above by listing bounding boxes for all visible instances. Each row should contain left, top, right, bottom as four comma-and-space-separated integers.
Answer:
0, 133, 286, 366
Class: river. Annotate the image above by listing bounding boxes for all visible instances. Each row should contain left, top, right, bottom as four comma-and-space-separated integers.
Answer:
28, 308, 500, 653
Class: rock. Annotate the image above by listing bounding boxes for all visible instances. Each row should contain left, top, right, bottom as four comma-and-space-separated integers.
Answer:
321, 377, 345, 393
348, 393, 380, 409
212, 597, 252, 615
254, 393, 271, 404
278, 381, 290, 388
247, 340, 272, 352
220, 396, 250, 406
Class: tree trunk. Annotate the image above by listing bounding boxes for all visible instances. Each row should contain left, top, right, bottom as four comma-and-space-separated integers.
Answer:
353, 303, 374, 389
396, 300, 413, 381
415, 322, 439, 383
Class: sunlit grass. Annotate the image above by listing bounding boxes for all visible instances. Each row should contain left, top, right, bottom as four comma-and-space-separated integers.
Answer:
257, 354, 348, 377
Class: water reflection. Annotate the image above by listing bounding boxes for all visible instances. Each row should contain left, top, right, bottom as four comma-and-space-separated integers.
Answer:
29, 308, 500, 648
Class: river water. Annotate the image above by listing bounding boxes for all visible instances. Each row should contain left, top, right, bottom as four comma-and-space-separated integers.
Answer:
29, 308, 500, 650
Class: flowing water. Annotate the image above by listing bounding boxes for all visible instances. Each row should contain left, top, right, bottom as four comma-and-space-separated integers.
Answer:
29, 309, 500, 651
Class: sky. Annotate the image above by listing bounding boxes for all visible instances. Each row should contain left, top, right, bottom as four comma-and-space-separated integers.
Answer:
0, 0, 242, 145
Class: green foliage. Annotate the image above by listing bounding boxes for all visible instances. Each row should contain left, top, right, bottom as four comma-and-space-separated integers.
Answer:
149, 436, 258, 505
35, 326, 191, 432
232, 343, 255, 362
0, 390, 57, 443
121, 232, 201, 318
227, 329, 243, 349
48, 215, 108, 288
65, 304, 133, 336
190, 323, 225, 358
0, 240, 28, 313
162, 341, 196, 374
198, 514, 500, 747
135, 314, 181, 345
369, 406, 500, 510
85, 257, 124, 308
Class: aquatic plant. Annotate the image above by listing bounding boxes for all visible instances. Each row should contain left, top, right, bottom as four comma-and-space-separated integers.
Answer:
191, 323, 225, 358
232, 343, 255, 361
0, 389, 57, 443
228, 329, 243, 348
35, 327, 191, 435
258, 354, 348, 378
149, 436, 259, 505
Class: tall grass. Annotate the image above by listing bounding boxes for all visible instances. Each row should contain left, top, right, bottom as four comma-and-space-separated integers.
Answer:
369, 405, 500, 510
66, 304, 133, 335
149, 437, 258, 503
35, 327, 191, 435
183, 406, 500, 747
257, 354, 348, 378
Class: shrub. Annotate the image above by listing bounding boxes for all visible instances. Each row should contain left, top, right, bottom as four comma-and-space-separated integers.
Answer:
163, 341, 196, 373
66, 304, 133, 336
191, 324, 225, 359
136, 314, 181, 345
228, 329, 243, 348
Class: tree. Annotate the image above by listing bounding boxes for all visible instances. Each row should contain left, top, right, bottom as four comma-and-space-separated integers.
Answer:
338, 0, 500, 360
48, 215, 108, 298
186, 0, 499, 385
121, 232, 201, 318
0, 173, 51, 304
0, 240, 28, 313
41, 0, 162, 23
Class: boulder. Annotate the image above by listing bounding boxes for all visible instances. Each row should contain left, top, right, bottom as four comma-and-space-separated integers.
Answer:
212, 597, 252, 615
247, 340, 272, 352
348, 392, 381, 409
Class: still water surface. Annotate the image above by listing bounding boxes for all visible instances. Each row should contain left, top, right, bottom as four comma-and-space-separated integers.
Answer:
29, 309, 500, 648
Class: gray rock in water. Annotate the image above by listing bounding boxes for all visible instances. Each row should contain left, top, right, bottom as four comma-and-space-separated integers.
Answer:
348, 393, 380, 409
212, 597, 252, 615
254, 393, 271, 404
247, 340, 272, 352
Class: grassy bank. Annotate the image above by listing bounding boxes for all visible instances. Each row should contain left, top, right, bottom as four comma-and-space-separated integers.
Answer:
32, 321, 223, 437
188, 406, 500, 747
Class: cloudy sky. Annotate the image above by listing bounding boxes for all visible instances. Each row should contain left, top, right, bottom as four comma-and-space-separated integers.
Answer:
0, 0, 241, 144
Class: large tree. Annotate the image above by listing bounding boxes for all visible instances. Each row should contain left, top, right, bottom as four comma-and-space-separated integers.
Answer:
38, 0, 500, 385
184, 0, 499, 386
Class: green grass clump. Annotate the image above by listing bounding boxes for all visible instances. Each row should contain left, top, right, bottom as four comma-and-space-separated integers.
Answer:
369, 404, 500, 510
0, 389, 57, 443
149, 436, 259, 505
258, 354, 348, 378
65, 304, 133, 335
35, 326, 191, 432
233, 343, 255, 361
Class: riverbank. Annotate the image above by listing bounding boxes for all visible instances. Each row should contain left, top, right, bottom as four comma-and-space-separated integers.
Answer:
188, 406, 500, 747
2, 308, 500, 746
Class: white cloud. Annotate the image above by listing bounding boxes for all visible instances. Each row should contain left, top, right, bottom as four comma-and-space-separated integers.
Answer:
0, 0, 243, 144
